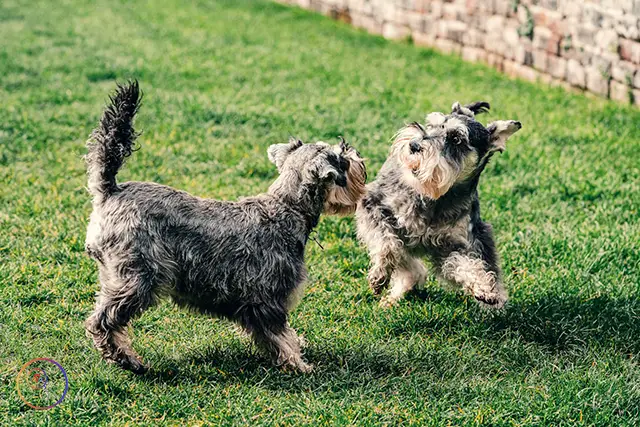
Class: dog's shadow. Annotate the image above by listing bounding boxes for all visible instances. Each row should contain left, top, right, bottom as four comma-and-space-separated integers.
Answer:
404, 288, 640, 353
131, 289, 639, 392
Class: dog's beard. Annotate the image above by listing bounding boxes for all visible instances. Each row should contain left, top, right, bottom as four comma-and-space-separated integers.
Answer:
324, 147, 367, 215
394, 142, 461, 200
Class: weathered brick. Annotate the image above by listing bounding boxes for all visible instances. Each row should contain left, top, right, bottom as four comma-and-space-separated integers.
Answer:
382, 22, 411, 40
462, 46, 487, 63
442, 2, 465, 20
503, 59, 519, 78
567, 59, 587, 88
517, 64, 540, 82
610, 80, 632, 103
434, 38, 462, 55
611, 60, 637, 83
530, 5, 562, 28
573, 24, 598, 49
595, 29, 619, 54
547, 55, 567, 79
351, 13, 381, 34
486, 15, 505, 34
438, 20, 467, 44
412, 31, 436, 48
619, 38, 640, 63
493, 0, 511, 16
533, 26, 561, 55
430, 1, 444, 18
515, 42, 533, 66
462, 28, 485, 47
504, 26, 520, 47
633, 88, 640, 106
532, 49, 548, 71
586, 67, 610, 96
614, 13, 640, 40
591, 55, 613, 76
485, 53, 505, 71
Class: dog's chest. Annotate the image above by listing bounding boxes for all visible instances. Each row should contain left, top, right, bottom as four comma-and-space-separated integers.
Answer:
394, 195, 470, 248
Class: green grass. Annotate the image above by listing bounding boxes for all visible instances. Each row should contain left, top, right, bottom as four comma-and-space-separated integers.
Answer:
1, 0, 639, 425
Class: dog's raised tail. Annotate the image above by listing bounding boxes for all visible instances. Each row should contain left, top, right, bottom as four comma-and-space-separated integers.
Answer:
86, 80, 142, 203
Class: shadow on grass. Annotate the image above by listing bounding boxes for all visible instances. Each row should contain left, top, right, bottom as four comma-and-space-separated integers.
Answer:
128, 289, 639, 391
403, 288, 640, 353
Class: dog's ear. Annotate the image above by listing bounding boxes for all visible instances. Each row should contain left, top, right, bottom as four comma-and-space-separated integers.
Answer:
319, 159, 347, 187
451, 101, 491, 117
267, 137, 303, 170
486, 120, 522, 152
465, 101, 490, 115
324, 138, 367, 215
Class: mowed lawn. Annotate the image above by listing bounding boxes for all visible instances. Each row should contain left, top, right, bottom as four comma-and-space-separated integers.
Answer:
1, 0, 639, 425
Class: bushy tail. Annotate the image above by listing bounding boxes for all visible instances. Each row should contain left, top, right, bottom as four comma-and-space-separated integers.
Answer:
86, 80, 142, 202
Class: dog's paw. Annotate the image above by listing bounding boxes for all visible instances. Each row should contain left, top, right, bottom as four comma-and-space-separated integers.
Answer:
368, 273, 389, 296
297, 362, 314, 374
379, 295, 399, 309
297, 334, 308, 349
116, 354, 149, 375
473, 290, 507, 309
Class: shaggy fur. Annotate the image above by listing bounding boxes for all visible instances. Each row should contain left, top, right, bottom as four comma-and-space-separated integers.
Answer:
84, 81, 366, 374
356, 101, 521, 308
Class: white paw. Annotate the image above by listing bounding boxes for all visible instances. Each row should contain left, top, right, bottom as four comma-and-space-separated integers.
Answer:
297, 334, 308, 349
473, 289, 507, 309
379, 295, 400, 309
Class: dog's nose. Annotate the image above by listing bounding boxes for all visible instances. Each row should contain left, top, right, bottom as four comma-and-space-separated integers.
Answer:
409, 140, 422, 153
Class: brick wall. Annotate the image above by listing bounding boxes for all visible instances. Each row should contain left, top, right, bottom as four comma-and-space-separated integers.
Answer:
276, 0, 640, 105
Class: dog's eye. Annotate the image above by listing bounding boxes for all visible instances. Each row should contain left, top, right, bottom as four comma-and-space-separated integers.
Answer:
446, 131, 466, 145
446, 131, 464, 145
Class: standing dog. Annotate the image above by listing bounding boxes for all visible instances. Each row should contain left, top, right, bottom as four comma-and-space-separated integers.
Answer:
356, 102, 521, 308
84, 81, 366, 374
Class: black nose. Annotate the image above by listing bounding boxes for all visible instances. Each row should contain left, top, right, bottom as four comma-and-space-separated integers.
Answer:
409, 140, 422, 153
335, 174, 347, 187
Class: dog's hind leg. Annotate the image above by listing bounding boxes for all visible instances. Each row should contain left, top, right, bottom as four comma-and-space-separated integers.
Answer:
85, 265, 156, 374
241, 304, 312, 373
380, 257, 428, 308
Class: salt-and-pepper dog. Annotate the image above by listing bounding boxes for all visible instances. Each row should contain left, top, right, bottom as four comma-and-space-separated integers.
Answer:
84, 81, 366, 374
356, 102, 521, 309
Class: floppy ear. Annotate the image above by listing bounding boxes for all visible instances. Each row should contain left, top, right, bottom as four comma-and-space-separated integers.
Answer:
324, 137, 367, 215
465, 101, 490, 115
486, 120, 522, 152
319, 159, 347, 187
267, 137, 303, 170
451, 101, 491, 117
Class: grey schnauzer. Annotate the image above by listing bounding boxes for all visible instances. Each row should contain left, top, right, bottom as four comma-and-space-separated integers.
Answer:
356, 102, 521, 308
84, 81, 366, 374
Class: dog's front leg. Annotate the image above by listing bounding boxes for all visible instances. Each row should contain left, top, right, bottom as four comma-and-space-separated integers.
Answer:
438, 249, 507, 309
241, 305, 312, 373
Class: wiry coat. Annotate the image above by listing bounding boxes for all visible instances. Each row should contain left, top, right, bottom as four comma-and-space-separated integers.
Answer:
84, 81, 366, 374
356, 102, 522, 308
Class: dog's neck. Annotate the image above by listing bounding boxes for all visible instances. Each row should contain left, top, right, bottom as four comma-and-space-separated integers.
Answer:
268, 170, 329, 232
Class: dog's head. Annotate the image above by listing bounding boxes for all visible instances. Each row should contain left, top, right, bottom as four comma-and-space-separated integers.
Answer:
391, 101, 521, 200
267, 137, 366, 214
